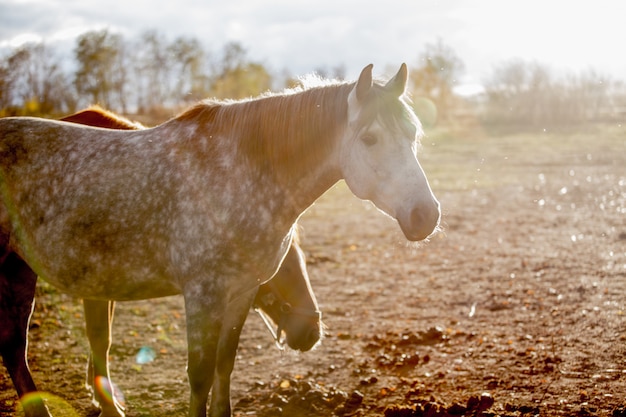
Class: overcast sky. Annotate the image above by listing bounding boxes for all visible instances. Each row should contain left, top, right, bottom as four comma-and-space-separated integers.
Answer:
1, 0, 625, 89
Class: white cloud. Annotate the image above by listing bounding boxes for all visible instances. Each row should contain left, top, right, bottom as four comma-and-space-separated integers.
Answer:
1, 0, 625, 81
0, 32, 42, 48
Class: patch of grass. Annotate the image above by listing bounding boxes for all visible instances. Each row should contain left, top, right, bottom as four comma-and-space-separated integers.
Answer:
419, 123, 625, 192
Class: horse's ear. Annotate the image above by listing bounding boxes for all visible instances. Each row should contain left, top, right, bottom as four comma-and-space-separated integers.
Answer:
385, 63, 408, 97
355, 64, 374, 102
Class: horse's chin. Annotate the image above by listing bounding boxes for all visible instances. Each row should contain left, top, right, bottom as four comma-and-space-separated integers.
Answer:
399, 222, 436, 242
286, 329, 321, 352
397, 204, 441, 242
287, 340, 319, 352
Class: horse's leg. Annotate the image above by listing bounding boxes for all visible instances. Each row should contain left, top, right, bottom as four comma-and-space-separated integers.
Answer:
208, 289, 258, 417
84, 299, 124, 417
184, 291, 221, 417
0, 252, 51, 417
184, 282, 258, 417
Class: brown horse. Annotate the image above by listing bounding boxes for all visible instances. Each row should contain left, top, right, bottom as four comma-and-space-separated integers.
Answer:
0, 64, 440, 417
61, 106, 320, 416
60, 106, 146, 130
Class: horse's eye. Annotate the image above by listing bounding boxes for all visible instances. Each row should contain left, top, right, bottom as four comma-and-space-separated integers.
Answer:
361, 134, 378, 146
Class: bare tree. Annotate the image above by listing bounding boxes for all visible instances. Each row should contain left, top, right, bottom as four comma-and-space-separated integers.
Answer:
133, 30, 174, 111
0, 42, 73, 115
74, 29, 128, 111
169, 36, 210, 104
482, 60, 619, 126
410, 38, 465, 121
209, 42, 272, 100
0, 60, 9, 113
484, 60, 549, 125
568, 69, 612, 121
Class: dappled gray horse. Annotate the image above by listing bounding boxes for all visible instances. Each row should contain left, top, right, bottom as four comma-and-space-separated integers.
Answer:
61, 107, 321, 416
0, 64, 439, 417
0, 105, 321, 417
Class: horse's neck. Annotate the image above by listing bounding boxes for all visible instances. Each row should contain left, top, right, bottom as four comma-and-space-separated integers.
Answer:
257, 133, 343, 224
167, 86, 349, 224
283, 160, 342, 215
252, 88, 348, 214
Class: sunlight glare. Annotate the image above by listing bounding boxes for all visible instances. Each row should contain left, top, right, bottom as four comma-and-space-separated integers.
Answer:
453, 0, 626, 76
19, 391, 80, 416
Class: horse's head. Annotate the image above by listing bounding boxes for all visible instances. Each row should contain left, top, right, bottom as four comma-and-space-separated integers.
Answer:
254, 243, 321, 352
340, 64, 440, 241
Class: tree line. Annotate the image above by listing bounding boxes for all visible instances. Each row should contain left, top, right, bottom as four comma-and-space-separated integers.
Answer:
482, 59, 625, 127
1, 29, 624, 127
0, 29, 279, 120
407, 38, 626, 128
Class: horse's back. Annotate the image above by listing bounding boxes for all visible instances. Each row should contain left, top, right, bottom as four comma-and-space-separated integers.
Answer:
1, 115, 131, 150
0, 117, 125, 203
0, 117, 182, 298
0, 117, 58, 248
0, 117, 159, 184
0, 117, 50, 160
1, 117, 100, 170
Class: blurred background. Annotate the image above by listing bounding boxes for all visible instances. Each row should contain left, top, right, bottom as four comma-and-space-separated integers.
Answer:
1, 0, 624, 129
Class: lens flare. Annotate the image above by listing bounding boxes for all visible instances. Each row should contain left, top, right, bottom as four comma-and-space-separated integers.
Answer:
94, 376, 125, 409
19, 391, 80, 416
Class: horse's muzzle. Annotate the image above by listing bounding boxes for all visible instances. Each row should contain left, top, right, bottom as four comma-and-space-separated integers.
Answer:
286, 323, 321, 352
400, 201, 441, 241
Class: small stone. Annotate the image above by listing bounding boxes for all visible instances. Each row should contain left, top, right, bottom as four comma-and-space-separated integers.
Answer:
478, 393, 495, 411
448, 402, 468, 415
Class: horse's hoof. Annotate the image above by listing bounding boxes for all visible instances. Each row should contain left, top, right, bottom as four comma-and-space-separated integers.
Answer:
98, 407, 125, 417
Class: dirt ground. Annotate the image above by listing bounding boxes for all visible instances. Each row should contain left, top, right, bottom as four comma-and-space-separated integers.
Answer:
1, 123, 625, 416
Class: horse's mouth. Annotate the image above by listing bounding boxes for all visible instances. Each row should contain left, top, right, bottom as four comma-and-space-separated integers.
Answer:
286, 327, 322, 352
398, 203, 441, 241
